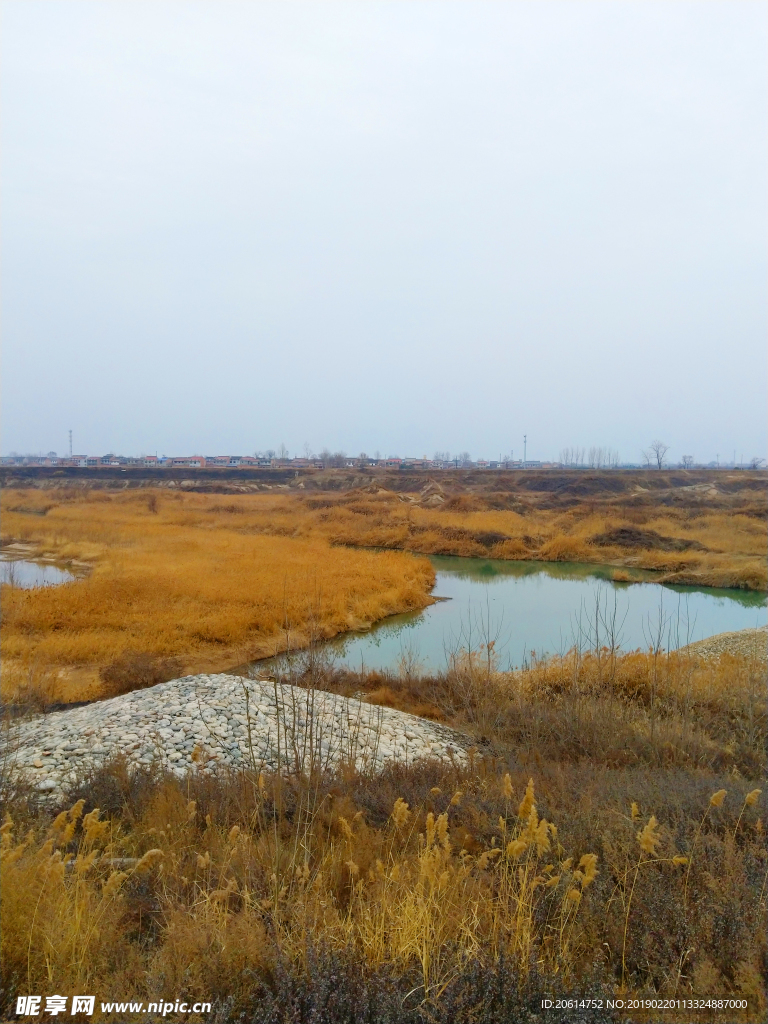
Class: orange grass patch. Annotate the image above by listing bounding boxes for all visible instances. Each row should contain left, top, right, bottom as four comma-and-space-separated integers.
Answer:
186, 490, 762, 586
5, 482, 765, 590
0, 489, 434, 701
141, 486, 767, 589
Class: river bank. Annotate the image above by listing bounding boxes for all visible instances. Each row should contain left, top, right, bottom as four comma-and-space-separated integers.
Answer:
2, 481, 764, 704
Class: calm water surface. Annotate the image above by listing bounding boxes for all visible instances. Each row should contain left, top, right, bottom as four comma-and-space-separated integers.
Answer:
0, 559, 76, 588
261, 556, 767, 674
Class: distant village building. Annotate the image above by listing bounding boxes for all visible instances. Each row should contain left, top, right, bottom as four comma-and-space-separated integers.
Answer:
0, 449, 583, 472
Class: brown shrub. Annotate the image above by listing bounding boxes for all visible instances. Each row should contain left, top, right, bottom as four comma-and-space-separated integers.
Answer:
99, 652, 183, 696
592, 525, 707, 552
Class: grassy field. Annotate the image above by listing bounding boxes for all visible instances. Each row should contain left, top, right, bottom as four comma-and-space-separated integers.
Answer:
2, 476, 765, 702
4, 466, 765, 589
239, 479, 766, 590
2, 645, 765, 1023
1, 475, 765, 1020
0, 489, 434, 702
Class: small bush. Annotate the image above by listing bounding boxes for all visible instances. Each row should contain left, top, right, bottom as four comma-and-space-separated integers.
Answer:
99, 652, 183, 696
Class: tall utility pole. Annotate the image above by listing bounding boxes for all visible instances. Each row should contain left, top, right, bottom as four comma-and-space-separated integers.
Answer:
523, 435, 527, 468
69, 430, 72, 457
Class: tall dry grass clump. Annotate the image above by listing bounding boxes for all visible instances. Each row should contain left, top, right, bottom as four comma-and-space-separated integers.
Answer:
2, 756, 765, 1022
1, 644, 765, 1019
305, 638, 764, 778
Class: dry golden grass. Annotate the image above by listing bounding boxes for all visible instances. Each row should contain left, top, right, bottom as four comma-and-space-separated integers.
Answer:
2, 477, 765, 1020
297, 641, 767, 777
2, 482, 764, 702
0, 489, 434, 702
2, 753, 764, 1020
0, 778, 605, 1016
1, 646, 765, 1021
22, 482, 755, 589
279, 494, 767, 590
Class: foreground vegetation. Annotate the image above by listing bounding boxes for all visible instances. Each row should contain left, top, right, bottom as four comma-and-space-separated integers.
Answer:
2, 646, 765, 1023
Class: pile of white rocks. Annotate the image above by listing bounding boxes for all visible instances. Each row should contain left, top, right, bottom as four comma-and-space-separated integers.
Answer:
681, 625, 767, 662
6, 674, 469, 803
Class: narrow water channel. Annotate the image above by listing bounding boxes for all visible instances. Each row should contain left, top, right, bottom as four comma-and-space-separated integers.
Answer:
260, 556, 767, 675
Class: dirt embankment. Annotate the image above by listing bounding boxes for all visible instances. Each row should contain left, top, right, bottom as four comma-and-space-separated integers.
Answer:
3, 465, 767, 504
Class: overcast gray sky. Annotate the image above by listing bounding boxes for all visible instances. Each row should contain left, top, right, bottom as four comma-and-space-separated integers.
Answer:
2, 1, 766, 463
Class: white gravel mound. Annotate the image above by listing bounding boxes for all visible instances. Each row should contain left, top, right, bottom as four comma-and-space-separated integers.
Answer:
6, 674, 469, 803
680, 625, 767, 662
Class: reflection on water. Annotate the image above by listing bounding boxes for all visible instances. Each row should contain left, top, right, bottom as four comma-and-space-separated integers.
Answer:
255, 556, 767, 675
427, 556, 766, 608
0, 559, 76, 588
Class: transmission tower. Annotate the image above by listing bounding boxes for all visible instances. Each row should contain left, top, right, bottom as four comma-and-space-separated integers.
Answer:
69, 430, 73, 457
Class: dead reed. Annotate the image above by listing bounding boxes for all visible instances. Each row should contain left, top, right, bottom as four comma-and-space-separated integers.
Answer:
2, 759, 764, 1022
1, 645, 765, 1023
140, 484, 765, 589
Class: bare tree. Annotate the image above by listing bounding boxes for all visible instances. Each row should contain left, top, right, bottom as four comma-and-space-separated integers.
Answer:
643, 440, 669, 469
318, 450, 347, 468
562, 445, 617, 468
749, 457, 766, 469
681, 455, 694, 469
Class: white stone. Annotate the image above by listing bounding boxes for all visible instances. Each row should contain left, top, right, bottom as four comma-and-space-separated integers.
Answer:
4, 674, 469, 799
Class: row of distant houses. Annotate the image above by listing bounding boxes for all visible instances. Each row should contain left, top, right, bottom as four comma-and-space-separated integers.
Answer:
1, 453, 548, 470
